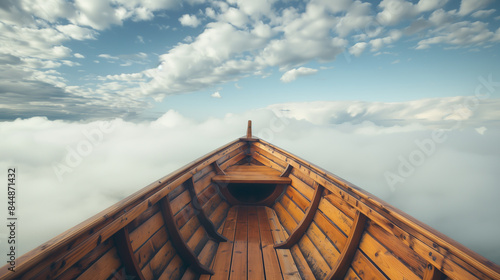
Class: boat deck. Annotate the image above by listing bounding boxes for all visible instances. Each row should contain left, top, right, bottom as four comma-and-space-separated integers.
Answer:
207, 205, 302, 280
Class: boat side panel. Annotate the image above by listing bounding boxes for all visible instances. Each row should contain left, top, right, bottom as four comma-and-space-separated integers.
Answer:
253, 140, 500, 280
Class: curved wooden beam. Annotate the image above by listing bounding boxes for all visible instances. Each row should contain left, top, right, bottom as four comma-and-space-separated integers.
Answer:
324, 211, 367, 280
212, 161, 226, 175
274, 183, 324, 249
280, 164, 293, 177
114, 227, 145, 280
423, 263, 446, 280
185, 178, 227, 242
159, 196, 214, 275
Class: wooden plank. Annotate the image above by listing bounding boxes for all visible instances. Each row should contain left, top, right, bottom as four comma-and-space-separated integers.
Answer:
158, 255, 186, 280
359, 232, 420, 280
303, 219, 341, 268
275, 184, 324, 249
257, 207, 283, 280
194, 170, 216, 194
266, 207, 301, 280
142, 240, 176, 278
290, 245, 316, 280
186, 177, 227, 242
296, 231, 330, 279
273, 202, 298, 234
344, 268, 361, 280
247, 207, 265, 280
210, 207, 238, 280
134, 227, 169, 269
325, 211, 367, 280
423, 263, 446, 280
367, 220, 427, 278
57, 239, 114, 280
76, 247, 122, 280
186, 226, 209, 255
159, 196, 214, 275
313, 210, 347, 253
212, 174, 291, 184
230, 206, 248, 280
208, 200, 229, 230
129, 211, 165, 252
285, 185, 310, 212
318, 196, 353, 236
350, 249, 388, 280
113, 227, 145, 280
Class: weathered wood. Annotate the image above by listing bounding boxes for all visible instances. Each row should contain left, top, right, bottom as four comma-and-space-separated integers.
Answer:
280, 164, 293, 177
212, 174, 291, 184
275, 184, 324, 249
185, 178, 227, 242
247, 207, 265, 279
134, 227, 169, 269
75, 247, 122, 280
266, 207, 302, 280
423, 263, 446, 280
257, 207, 284, 280
211, 207, 238, 280
359, 232, 420, 280
350, 249, 388, 280
290, 245, 316, 280
159, 196, 214, 275
114, 227, 145, 280
247, 120, 252, 138
230, 206, 249, 280
325, 211, 367, 280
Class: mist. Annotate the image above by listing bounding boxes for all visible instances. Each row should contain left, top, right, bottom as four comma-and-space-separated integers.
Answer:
1, 98, 499, 265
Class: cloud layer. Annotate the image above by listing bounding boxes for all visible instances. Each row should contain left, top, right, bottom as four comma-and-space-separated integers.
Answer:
2, 0, 500, 120
1, 97, 499, 265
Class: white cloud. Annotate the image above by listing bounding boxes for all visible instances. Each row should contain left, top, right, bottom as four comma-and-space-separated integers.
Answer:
56, 24, 97, 40
349, 42, 368, 57
377, 0, 448, 26
458, 0, 492, 16
416, 21, 496, 49
391, 59, 400, 64
98, 54, 119, 60
1, 98, 499, 265
471, 9, 496, 18
211, 91, 222, 98
74, 53, 85, 58
179, 14, 201, 27
280, 67, 318, 83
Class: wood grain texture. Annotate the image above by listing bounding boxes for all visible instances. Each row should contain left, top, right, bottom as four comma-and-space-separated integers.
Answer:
325, 211, 367, 280
275, 184, 324, 249
114, 227, 145, 280
159, 196, 214, 275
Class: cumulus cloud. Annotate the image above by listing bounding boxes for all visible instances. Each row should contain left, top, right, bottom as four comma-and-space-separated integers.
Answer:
458, 0, 492, 16
211, 91, 222, 98
280, 67, 318, 83
179, 14, 201, 27
349, 42, 368, 57
1, 98, 499, 265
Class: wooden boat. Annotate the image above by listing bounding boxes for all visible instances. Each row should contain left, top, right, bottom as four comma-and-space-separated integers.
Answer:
2, 121, 499, 280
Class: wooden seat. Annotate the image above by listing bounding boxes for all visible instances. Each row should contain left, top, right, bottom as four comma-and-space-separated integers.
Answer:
212, 165, 292, 184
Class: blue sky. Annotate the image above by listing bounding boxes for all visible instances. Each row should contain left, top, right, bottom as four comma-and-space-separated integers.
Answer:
1, 0, 500, 121
2, 0, 500, 266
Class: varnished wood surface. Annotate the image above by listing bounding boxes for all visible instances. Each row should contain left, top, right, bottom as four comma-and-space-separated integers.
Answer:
212, 165, 292, 184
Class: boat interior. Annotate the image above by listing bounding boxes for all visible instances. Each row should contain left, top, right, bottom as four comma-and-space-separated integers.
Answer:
2, 122, 499, 280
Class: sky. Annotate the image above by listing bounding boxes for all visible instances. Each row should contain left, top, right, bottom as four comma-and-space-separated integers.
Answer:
1, 0, 500, 267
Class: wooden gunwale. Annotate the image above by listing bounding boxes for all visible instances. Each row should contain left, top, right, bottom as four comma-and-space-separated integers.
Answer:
0, 139, 245, 278
253, 139, 500, 280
